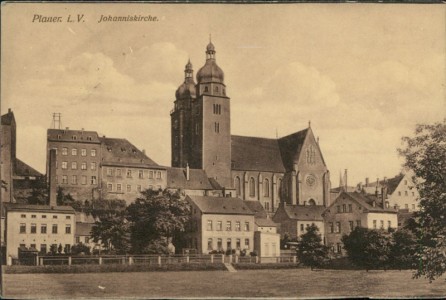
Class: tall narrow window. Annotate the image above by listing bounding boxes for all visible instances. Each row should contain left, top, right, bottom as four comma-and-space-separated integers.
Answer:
249, 177, 255, 197
234, 176, 241, 196
264, 179, 270, 197
214, 122, 220, 133
71, 162, 77, 170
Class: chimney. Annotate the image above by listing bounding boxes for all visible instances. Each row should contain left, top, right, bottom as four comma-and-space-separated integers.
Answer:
142, 149, 146, 155
365, 177, 369, 187
186, 163, 190, 181
49, 149, 57, 207
381, 186, 388, 206
8, 108, 11, 113
375, 178, 379, 197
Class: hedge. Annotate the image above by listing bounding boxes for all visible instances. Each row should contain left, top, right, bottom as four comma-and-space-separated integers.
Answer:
5, 262, 227, 274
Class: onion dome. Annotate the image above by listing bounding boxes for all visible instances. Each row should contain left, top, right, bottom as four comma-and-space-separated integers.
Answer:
175, 59, 196, 99
196, 42, 224, 84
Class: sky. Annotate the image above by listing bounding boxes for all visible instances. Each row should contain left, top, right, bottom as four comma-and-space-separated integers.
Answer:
1, 3, 445, 187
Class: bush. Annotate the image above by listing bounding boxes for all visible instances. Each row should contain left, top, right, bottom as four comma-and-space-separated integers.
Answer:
250, 251, 258, 257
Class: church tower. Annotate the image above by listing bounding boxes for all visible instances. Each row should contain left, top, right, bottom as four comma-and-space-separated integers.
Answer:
190, 41, 232, 187
171, 60, 196, 168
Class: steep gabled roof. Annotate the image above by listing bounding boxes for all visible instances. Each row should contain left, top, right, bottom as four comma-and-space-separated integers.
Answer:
100, 137, 158, 167
167, 168, 214, 190
329, 192, 398, 214
15, 158, 43, 177
282, 204, 325, 221
362, 174, 405, 195
255, 217, 278, 227
278, 129, 308, 171
187, 196, 254, 215
231, 135, 285, 172
243, 200, 268, 219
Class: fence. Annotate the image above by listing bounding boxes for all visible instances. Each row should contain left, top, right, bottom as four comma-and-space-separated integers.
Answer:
32, 254, 298, 266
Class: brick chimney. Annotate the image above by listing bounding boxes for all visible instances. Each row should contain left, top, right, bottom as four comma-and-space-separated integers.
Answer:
49, 149, 57, 207
381, 186, 388, 208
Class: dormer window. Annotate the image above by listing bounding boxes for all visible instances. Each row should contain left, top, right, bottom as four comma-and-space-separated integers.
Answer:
87, 136, 92, 141
72, 135, 77, 140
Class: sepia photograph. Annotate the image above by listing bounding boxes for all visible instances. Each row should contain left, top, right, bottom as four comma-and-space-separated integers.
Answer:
1, 2, 445, 298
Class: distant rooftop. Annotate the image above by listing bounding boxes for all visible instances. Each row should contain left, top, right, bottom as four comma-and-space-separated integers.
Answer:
187, 195, 254, 215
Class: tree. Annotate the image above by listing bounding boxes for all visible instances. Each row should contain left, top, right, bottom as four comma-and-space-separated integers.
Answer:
57, 187, 75, 206
27, 176, 48, 205
342, 227, 391, 271
126, 189, 190, 254
389, 229, 418, 270
296, 224, 329, 270
85, 199, 127, 218
71, 243, 91, 255
399, 122, 446, 281
91, 213, 130, 254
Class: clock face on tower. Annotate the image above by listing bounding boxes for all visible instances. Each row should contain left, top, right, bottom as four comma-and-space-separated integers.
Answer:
305, 174, 317, 189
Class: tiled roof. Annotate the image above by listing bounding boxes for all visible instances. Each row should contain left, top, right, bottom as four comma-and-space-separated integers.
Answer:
75, 222, 94, 236
330, 186, 358, 193
187, 196, 254, 215
167, 168, 214, 190
231, 135, 285, 173
47, 129, 100, 143
208, 177, 223, 190
283, 204, 325, 221
4, 203, 75, 213
100, 137, 158, 167
243, 200, 268, 219
362, 174, 405, 195
1, 110, 15, 125
15, 158, 43, 177
277, 129, 308, 171
255, 217, 278, 227
341, 192, 397, 213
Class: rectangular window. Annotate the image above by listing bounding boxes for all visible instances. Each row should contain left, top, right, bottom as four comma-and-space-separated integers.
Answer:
329, 222, 334, 233
138, 170, 144, 179
71, 175, 77, 185
226, 221, 232, 231
336, 222, 341, 233
227, 238, 232, 249
31, 214, 36, 218
245, 238, 250, 248
207, 220, 213, 231
91, 176, 97, 185
91, 149, 96, 157
126, 170, 132, 178
21, 214, 26, 218
300, 223, 304, 232
126, 185, 131, 192
19, 223, 26, 233
336, 243, 342, 253
348, 204, 352, 212
380, 220, 384, 229
235, 221, 241, 231
373, 220, 377, 229
30, 223, 37, 234
81, 176, 87, 185
40, 244, 47, 254
398, 191, 402, 196
62, 148, 68, 156
405, 204, 409, 209
342, 204, 346, 212
65, 244, 71, 254
207, 238, 213, 250
71, 148, 77, 156
217, 238, 222, 250
244, 222, 250, 231
85, 237, 90, 243
137, 185, 142, 192
107, 168, 113, 176
81, 149, 87, 156
76, 237, 80, 244
157, 171, 161, 179
412, 204, 415, 210
356, 220, 361, 227
117, 184, 122, 192
337, 206, 341, 213
81, 162, 87, 170
91, 162, 96, 170
107, 183, 113, 191
66, 216, 71, 220
42, 215, 46, 219
405, 191, 408, 196
52, 224, 58, 234
62, 161, 68, 169
388, 220, 391, 229
62, 175, 68, 184
349, 221, 354, 231
236, 238, 241, 249
65, 224, 71, 234
116, 169, 122, 176
41, 224, 47, 234
149, 171, 154, 179
71, 162, 77, 170
217, 221, 222, 231
53, 215, 58, 219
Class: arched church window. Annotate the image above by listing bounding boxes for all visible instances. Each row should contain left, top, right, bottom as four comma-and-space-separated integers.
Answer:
308, 199, 316, 206
264, 178, 270, 197
215, 86, 219, 93
235, 176, 241, 196
204, 86, 208, 93
306, 145, 316, 164
249, 177, 255, 197
278, 178, 283, 200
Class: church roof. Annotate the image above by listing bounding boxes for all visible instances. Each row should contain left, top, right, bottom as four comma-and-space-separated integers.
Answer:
277, 129, 309, 171
187, 195, 254, 215
231, 135, 285, 172
15, 158, 43, 177
167, 168, 214, 190
1, 110, 15, 125
100, 137, 159, 168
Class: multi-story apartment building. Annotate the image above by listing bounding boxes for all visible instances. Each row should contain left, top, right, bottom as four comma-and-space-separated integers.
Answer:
186, 195, 255, 254
323, 191, 398, 256
171, 42, 331, 215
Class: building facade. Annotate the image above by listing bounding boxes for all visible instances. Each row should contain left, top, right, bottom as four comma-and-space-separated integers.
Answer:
186, 195, 255, 254
4, 204, 76, 260
323, 191, 398, 256
171, 42, 331, 215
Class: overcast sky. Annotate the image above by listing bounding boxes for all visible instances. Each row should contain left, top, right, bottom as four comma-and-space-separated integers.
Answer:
2, 3, 445, 186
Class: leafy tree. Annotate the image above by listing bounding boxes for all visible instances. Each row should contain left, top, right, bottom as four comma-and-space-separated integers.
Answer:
126, 189, 190, 254
389, 229, 418, 270
71, 243, 91, 255
56, 187, 75, 206
91, 213, 130, 254
399, 122, 446, 281
296, 224, 329, 270
27, 177, 48, 205
85, 199, 127, 218
342, 227, 391, 271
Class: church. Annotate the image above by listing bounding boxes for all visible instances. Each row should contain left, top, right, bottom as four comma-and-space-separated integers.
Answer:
170, 41, 332, 215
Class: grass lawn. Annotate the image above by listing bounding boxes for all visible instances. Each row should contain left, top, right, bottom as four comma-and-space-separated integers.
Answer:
2, 269, 445, 298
